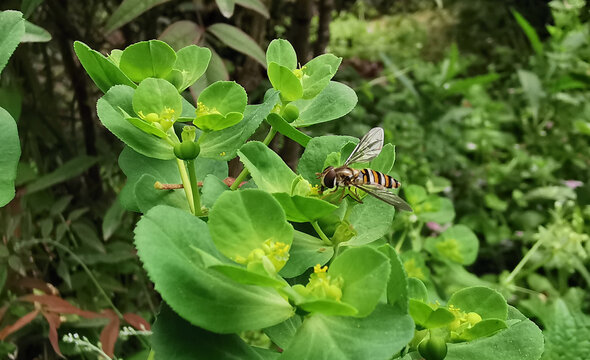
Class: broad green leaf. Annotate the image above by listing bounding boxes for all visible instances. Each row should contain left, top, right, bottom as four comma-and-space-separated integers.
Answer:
445, 307, 543, 360
265, 113, 311, 147
329, 246, 389, 317
207, 23, 266, 66
264, 315, 302, 350
301, 54, 342, 99
0, 108, 20, 206
407, 277, 428, 301
404, 184, 427, 205
280, 231, 333, 278
190, 49, 229, 97
272, 193, 338, 223
74, 41, 136, 93
281, 304, 414, 360
297, 299, 358, 316
409, 299, 433, 327
266, 39, 297, 69
410, 303, 455, 329
268, 62, 303, 101
21, 20, 50, 42
484, 193, 508, 211
425, 225, 479, 265
460, 319, 507, 340
199, 91, 279, 160
0, 11, 25, 75
135, 205, 293, 332
159, 20, 203, 51
379, 244, 408, 311
119, 40, 177, 83
25, 155, 97, 194
297, 135, 356, 184
105, 0, 172, 33
511, 9, 543, 56
208, 263, 286, 288
542, 299, 590, 359
170, 45, 211, 91
201, 175, 230, 208
125, 116, 168, 138
417, 197, 455, 224
97, 85, 174, 159
208, 189, 294, 264
402, 252, 430, 282
215, 0, 236, 17
194, 81, 247, 131
235, 0, 269, 18
291, 82, 357, 127
132, 78, 183, 119
152, 303, 269, 360
518, 69, 544, 120
135, 174, 190, 213
448, 286, 507, 320
344, 196, 396, 246
237, 141, 297, 193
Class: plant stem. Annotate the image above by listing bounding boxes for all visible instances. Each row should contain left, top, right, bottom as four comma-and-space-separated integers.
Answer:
17, 239, 124, 319
503, 237, 544, 285
230, 127, 278, 190
395, 228, 408, 253
175, 158, 195, 214
311, 221, 332, 246
186, 159, 202, 216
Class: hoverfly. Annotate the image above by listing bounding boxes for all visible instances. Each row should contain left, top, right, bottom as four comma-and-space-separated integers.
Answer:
317, 127, 413, 212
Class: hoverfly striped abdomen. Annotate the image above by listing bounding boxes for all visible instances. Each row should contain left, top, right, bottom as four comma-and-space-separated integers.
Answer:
358, 169, 400, 189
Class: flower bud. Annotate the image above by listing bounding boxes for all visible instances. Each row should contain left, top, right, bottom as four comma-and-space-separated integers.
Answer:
418, 336, 448, 360
174, 141, 200, 160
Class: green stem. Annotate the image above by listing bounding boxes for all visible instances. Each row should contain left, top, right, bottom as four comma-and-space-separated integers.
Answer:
17, 239, 124, 319
574, 260, 590, 288
186, 159, 202, 216
395, 228, 409, 253
230, 127, 278, 191
311, 221, 332, 246
147, 349, 156, 360
176, 158, 195, 214
503, 237, 544, 285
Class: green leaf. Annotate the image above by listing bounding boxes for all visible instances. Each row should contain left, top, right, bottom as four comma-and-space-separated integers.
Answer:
407, 277, 428, 301
152, 303, 268, 360
268, 62, 303, 101
460, 319, 507, 340
264, 316, 302, 350
417, 197, 455, 224
190, 49, 229, 97
511, 9, 543, 56
266, 39, 297, 69
0, 11, 25, 75
484, 193, 508, 211
280, 231, 333, 278
119, 40, 177, 83
542, 299, 590, 359
135, 205, 293, 333
97, 85, 174, 159
25, 155, 97, 195
170, 45, 211, 92
208, 263, 286, 288
518, 69, 544, 120
21, 20, 51, 42
201, 175, 230, 208
199, 91, 279, 160
524, 186, 576, 201
297, 299, 358, 316
215, 0, 236, 18
105, 0, 172, 33
135, 174, 190, 213
207, 23, 266, 67
369, 143, 395, 174
237, 141, 298, 193
301, 54, 342, 99
405, 184, 427, 205
291, 82, 357, 127
102, 200, 125, 241
0, 108, 20, 206
74, 41, 136, 93
235, 0, 269, 18
281, 304, 414, 360
344, 196, 396, 246
132, 78, 183, 119
425, 225, 479, 265
265, 113, 311, 147
444, 73, 499, 95
158, 21, 204, 51
448, 286, 508, 320
379, 244, 408, 311
329, 246, 389, 317
208, 189, 294, 264
445, 307, 543, 360
272, 193, 338, 223
297, 135, 357, 184
194, 81, 247, 131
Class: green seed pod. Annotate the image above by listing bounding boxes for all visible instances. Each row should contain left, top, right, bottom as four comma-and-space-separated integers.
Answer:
174, 141, 200, 160
282, 103, 299, 123
418, 336, 448, 360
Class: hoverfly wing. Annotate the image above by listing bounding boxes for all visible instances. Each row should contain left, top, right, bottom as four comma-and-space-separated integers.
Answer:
353, 184, 413, 212
344, 127, 384, 166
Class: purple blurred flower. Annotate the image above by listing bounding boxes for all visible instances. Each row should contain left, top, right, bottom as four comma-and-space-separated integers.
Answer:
563, 180, 583, 189
426, 222, 449, 233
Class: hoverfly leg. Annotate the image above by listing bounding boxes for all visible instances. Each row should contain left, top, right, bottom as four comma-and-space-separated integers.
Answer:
347, 188, 364, 203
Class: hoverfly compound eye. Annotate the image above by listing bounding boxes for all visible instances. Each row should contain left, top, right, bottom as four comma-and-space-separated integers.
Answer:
322, 168, 337, 188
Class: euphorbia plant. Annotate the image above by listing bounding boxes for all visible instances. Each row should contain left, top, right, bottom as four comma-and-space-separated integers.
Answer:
73, 38, 544, 359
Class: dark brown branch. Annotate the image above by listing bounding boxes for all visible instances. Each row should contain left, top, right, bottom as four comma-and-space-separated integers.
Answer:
314, 0, 334, 56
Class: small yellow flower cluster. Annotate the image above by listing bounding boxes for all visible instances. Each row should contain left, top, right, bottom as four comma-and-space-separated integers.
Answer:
196, 102, 222, 117
235, 239, 291, 272
138, 107, 176, 131
447, 304, 482, 340
296, 264, 344, 302
292, 66, 307, 80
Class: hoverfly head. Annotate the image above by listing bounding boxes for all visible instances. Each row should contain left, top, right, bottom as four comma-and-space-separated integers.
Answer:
318, 166, 337, 189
